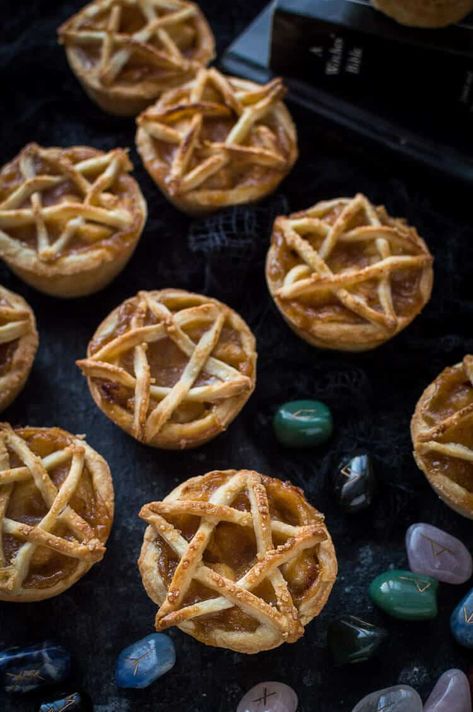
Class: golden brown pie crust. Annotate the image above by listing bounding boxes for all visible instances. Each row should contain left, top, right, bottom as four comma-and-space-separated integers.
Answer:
0, 286, 38, 413
372, 0, 473, 27
411, 355, 473, 519
77, 289, 257, 449
0, 423, 114, 602
58, 0, 215, 116
266, 194, 434, 352
135, 68, 298, 214
0, 143, 147, 298
139, 469, 337, 653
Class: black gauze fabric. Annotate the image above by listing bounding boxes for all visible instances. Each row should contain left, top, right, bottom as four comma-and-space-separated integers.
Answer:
188, 194, 289, 297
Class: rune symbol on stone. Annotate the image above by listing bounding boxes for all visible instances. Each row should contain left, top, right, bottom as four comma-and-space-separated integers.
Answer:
253, 687, 277, 705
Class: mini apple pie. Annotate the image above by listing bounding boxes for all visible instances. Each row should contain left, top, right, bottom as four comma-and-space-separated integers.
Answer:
77, 289, 256, 449
139, 469, 337, 653
266, 194, 433, 352
135, 68, 298, 214
372, 0, 473, 28
0, 286, 38, 413
58, 0, 215, 116
412, 356, 473, 519
0, 143, 147, 298
0, 423, 114, 601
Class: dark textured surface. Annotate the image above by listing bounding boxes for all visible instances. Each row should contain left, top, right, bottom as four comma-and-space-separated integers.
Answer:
1, 1, 473, 710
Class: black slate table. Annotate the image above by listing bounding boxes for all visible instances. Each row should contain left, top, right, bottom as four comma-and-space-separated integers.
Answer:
1, 1, 472, 710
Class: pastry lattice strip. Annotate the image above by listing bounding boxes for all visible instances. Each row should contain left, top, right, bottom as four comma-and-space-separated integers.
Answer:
0, 303, 31, 346
0, 424, 105, 595
77, 291, 252, 441
60, 0, 199, 84
277, 194, 431, 332
0, 144, 134, 261
137, 68, 287, 195
416, 355, 473, 464
140, 470, 327, 641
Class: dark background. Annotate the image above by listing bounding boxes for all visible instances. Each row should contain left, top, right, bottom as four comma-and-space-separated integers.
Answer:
1, 1, 473, 710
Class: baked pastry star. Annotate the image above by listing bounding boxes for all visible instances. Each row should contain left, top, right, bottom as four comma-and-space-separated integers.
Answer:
266, 194, 433, 351
0, 144, 147, 298
412, 355, 473, 519
0, 286, 38, 412
58, 0, 215, 116
136, 68, 298, 214
139, 469, 337, 653
0, 423, 114, 601
77, 289, 257, 449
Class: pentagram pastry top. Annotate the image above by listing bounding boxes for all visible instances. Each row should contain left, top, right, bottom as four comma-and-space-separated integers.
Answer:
135, 67, 298, 214
0, 424, 114, 602
77, 289, 257, 449
266, 194, 434, 352
139, 469, 337, 654
58, 0, 215, 116
412, 355, 473, 520
0, 285, 38, 413
0, 143, 147, 298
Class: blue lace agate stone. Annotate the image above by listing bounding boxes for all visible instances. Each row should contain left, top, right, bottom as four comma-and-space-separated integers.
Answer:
451, 588, 473, 648
0, 640, 71, 694
39, 692, 82, 711
115, 633, 176, 689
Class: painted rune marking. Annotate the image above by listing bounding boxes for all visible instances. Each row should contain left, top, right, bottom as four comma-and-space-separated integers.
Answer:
129, 648, 153, 676
415, 581, 431, 593
6, 669, 44, 682
463, 606, 473, 624
420, 534, 454, 559
399, 576, 431, 593
293, 409, 316, 419
253, 687, 277, 705
44, 697, 77, 712
348, 615, 375, 629
340, 465, 362, 482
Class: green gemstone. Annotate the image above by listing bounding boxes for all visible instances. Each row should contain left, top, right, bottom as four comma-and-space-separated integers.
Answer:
369, 569, 438, 621
273, 399, 333, 448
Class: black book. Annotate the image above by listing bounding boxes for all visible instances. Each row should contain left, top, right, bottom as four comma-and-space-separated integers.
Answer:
222, 0, 473, 182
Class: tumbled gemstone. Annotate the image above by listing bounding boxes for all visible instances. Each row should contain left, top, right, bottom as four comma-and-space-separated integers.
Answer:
352, 685, 423, 711
273, 400, 333, 448
424, 669, 472, 711
39, 692, 82, 711
333, 452, 375, 512
327, 615, 387, 665
369, 569, 438, 620
115, 633, 175, 689
468, 667, 473, 700
451, 589, 473, 649
0, 641, 71, 694
406, 523, 473, 584
237, 682, 298, 712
